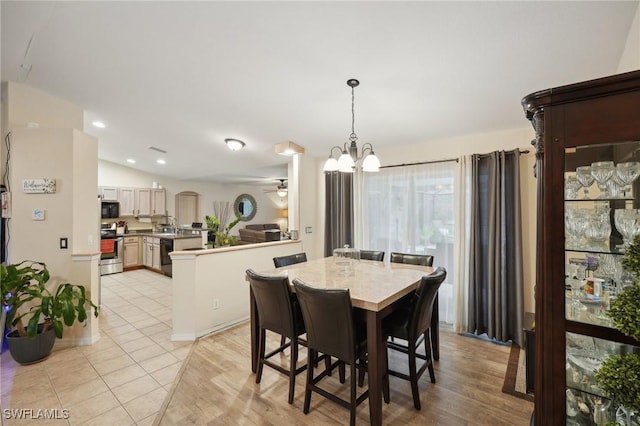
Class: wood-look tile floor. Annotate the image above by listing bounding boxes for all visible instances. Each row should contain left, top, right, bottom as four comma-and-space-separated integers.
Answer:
157, 324, 534, 425
2, 268, 533, 425
0, 269, 191, 425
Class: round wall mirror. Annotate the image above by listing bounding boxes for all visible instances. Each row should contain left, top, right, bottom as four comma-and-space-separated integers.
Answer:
234, 193, 257, 221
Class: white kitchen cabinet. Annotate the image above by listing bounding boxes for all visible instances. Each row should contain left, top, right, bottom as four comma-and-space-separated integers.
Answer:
123, 236, 140, 267
118, 188, 136, 216
100, 186, 118, 201
136, 189, 152, 216
151, 189, 166, 216
143, 237, 161, 269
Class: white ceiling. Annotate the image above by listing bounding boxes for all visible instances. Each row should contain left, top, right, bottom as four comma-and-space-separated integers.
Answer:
2, 1, 638, 185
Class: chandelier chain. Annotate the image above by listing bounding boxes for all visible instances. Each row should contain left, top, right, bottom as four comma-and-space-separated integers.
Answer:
350, 85, 357, 143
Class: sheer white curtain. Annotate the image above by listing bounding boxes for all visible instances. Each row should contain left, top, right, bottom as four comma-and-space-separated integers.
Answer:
453, 155, 472, 333
359, 161, 457, 323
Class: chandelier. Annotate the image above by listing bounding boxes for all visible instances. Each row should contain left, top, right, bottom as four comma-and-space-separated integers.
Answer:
323, 79, 380, 173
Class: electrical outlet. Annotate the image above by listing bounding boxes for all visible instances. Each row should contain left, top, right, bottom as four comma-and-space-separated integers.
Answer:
213, 299, 220, 310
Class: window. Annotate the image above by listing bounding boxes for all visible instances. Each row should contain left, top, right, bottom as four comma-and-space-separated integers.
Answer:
362, 161, 456, 323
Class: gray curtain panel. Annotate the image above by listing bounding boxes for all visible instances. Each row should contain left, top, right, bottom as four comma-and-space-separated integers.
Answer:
468, 149, 525, 346
324, 171, 354, 257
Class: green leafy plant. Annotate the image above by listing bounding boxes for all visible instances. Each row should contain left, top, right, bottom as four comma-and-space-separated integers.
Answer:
622, 234, 640, 277
204, 215, 220, 233
595, 353, 640, 413
216, 214, 242, 246
607, 284, 640, 341
607, 234, 640, 341
1, 260, 99, 338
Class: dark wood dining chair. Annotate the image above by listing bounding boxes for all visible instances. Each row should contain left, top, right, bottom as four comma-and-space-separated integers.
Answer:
293, 279, 387, 425
273, 252, 308, 268
246, 269, 307, 404
383, 267, 447, 410
359, 250, 385, 262
389, 252, 433, 266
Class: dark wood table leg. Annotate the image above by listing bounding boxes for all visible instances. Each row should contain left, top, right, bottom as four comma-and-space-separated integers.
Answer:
431, 293, 439, 361
250, 286, 258, 373
366, 310, 383, 426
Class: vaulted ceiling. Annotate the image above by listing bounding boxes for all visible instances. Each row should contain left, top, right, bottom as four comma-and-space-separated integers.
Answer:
2, 1, 638, 184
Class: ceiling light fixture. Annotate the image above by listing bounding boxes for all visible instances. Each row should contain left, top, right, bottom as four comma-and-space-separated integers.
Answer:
225, 138, 245, 151
275, 141, 305, 156
157, 159, 166, 165
92, 121, 106, 129
126, 158, 136, 164
323, 79, 380, 173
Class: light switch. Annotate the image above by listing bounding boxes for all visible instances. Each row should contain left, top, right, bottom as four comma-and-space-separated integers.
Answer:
60, 238, 68, 249
305, 227, 312, 234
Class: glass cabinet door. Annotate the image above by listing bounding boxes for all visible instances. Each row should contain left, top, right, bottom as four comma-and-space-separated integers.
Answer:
564, 141, 640, 425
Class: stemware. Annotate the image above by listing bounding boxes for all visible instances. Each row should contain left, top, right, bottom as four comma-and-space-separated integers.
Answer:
616, 161, 640, 198
576, 166, 595, 198
565, 176, 582, 199
590, 161, 615, 198
613, 209, 640, 248
565, 207, 589, 248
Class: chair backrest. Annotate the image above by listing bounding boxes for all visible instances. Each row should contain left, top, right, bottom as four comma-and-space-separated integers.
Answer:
390, 252, 434, 267
359, 250, 385, 262
408, 267, 447, 339
273, 252, 308, 268
246, 269, 298, 338
293, 279, 356, 363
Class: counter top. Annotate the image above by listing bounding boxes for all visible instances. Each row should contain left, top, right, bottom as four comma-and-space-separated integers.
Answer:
125, 232, 202, 240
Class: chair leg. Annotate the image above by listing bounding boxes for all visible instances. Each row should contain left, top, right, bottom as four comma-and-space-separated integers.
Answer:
424, 331, 436, 383
256, 329, 266, 384
349, 362, 357, 426
288, 337, 298, 404
339, 361, 346, 384
357, 355, 366, 387
303, 349, 314, 414
408, 341, 421, 410
281, 334, 286, 347
325, 355, 332, 376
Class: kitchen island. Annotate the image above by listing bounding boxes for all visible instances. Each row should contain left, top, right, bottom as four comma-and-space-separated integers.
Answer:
122, 231, 202, 275
169, 239, 303, 341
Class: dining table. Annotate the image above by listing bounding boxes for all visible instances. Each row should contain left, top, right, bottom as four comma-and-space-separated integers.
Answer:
249, 256, 437, 426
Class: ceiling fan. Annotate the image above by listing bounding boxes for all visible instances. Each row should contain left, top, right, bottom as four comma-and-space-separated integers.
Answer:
264, 179, 288, 197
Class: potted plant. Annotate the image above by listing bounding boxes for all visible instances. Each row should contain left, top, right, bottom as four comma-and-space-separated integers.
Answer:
593, 234, 640, 422
204, 214, 241, 247
1, 260, 99, 364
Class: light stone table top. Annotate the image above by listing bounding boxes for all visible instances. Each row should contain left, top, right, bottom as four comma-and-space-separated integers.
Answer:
258, 256, 434, 312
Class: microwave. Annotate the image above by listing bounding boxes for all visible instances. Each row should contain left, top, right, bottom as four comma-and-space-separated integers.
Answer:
101, 201, 120, 219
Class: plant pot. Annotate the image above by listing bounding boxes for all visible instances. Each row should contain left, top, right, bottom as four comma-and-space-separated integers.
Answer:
6, 324, 56, 365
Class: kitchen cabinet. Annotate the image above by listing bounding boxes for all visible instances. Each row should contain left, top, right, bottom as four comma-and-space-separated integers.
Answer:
118, 188, 136, 217
123, 236, 141, 268
143, 236, 160, 269
522, 70, 640, 424
137, 189, 152, 216
151, 189, 166, 216
100, 186, 118, 201
136, 188, 165, 216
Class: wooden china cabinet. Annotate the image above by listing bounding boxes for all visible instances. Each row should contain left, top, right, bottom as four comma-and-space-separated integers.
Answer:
522, 70, 640, 425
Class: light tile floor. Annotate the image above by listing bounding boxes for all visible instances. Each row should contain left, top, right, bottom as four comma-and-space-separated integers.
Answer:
1, 269, 191, 425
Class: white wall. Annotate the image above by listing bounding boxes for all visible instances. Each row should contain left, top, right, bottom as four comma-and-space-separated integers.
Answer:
98, 160, 286, 233
617, 3, 640, 73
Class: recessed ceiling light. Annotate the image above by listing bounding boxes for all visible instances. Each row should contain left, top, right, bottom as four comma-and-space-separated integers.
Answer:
157, 159, 166, 165
92, 121, 106, 129
126, 158, 136, 164
225, 138, 245, 151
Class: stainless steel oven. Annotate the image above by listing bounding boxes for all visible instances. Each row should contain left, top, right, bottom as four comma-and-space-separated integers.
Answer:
100, 229, 123, 275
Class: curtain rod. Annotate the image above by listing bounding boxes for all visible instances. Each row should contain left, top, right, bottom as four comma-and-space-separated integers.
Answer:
379, 149, 531, 169
380, 157, 458, 169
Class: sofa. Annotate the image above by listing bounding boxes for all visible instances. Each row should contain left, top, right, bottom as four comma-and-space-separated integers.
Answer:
238, 223, 282, 244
